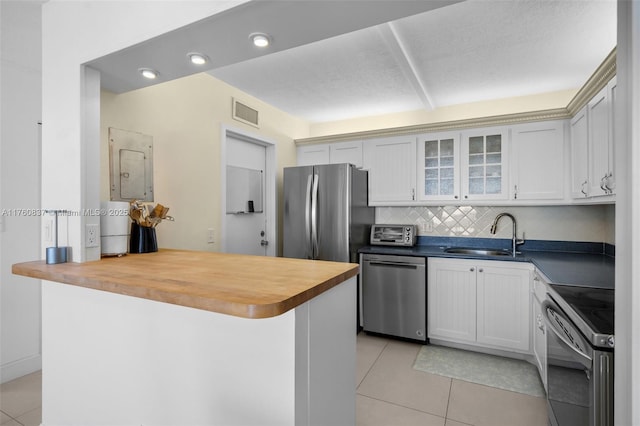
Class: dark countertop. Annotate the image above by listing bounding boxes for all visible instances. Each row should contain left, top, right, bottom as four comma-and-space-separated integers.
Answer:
525, 251, 614, 289
359, 238, 615, 290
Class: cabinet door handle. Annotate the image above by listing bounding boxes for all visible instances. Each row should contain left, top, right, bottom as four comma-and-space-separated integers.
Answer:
470, 267, 475, 272
514, 185, 518, 200
581, 180, 588, 197
604, 172, 613, 194
478, 268, 483, 273
537, 314, 545, 333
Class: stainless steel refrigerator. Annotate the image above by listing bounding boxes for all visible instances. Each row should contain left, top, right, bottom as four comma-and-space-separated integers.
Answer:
283, 163, 374, 263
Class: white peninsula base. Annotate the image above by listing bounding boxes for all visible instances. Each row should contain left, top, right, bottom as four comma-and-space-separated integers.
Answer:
41, 276, 356, 426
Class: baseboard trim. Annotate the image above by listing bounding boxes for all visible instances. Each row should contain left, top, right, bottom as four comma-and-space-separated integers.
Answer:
1, 353, 42, 384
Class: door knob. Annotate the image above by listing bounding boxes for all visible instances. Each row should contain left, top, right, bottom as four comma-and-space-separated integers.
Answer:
260, 240, 269, 246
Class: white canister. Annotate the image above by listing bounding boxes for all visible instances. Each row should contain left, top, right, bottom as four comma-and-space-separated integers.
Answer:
100, 201, 130, 256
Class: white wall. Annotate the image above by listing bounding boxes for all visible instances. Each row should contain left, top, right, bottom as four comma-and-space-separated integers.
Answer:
101, 73, 307, 252
310, 89, 577, 138
614, 1, 640, 423
0, 0, 43, 383
41, 0, 250, 263
1, 0, 248, 385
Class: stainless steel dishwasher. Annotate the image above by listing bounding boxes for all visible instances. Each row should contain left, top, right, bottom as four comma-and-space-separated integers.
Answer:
360, 254, 426, 342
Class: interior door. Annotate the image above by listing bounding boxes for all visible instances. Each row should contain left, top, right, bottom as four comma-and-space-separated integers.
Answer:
225, 135, 268, 256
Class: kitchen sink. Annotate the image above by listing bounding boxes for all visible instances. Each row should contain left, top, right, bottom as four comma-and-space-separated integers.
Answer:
444, 247, 513, 256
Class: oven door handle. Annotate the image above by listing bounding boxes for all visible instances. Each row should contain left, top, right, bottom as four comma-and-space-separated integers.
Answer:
542, 301, 592, 365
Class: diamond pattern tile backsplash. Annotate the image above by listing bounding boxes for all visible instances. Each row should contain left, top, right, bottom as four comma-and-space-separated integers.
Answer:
375, 205, 615, 243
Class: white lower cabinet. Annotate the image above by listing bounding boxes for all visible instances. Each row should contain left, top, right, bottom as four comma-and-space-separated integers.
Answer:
428, 258, 477, 343
532, 271, 548, 390
428, 258, 532, 353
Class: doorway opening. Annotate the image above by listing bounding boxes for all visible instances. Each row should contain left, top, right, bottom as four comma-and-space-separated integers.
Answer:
220, 126, 276, 256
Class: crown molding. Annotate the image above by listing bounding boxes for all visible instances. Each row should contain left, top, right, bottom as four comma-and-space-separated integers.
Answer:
295, 48, 616, 146
566, 47, 616, 115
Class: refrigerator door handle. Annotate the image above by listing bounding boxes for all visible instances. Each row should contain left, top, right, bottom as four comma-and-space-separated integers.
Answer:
311, 173, 319, 259
304, 174, 313, 259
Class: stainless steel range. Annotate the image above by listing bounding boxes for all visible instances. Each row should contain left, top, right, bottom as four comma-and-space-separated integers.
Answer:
543, 285, 614, 426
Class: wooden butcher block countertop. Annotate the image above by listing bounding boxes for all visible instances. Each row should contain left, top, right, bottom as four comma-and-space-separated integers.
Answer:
12, 249, 359, 319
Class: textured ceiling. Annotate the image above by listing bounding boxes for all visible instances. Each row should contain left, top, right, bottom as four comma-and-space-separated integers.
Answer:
89, 1, 461, 93
208, 0, 617, 123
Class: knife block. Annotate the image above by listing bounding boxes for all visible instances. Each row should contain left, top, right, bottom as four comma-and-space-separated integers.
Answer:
129, 223, 158, 253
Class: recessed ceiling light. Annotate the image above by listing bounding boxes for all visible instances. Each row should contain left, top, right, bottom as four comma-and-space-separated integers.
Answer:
188, 52, 209, 65
139, 68, 159, 79
250, 33, 271, 48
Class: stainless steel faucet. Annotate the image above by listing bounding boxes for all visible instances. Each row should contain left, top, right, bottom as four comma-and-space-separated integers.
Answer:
490, 212, 525, 257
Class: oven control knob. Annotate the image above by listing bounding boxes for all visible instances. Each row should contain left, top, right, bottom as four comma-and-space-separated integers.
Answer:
607, 335, 615, 348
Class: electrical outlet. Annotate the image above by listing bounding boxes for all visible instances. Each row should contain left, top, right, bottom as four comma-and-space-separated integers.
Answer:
86, 224, 99, 248
207, 228, 215, 244
44, 217, 54, 244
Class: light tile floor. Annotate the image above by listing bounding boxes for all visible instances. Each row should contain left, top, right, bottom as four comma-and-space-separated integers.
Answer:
356, 333, 548, 426
0, 334, 547, 426
0, 371, 41, 426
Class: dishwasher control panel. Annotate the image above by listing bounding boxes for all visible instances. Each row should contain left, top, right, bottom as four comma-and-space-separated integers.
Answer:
370, 224, 417, 246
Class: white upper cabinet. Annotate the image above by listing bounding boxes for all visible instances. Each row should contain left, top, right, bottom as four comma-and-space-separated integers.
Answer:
461, 128, 509, 201
329, 140, 363, 168
587, 84, 614, 196
570, 76, 616, 200
417, 128, 510, 203
607, 77, 616, 194
510, 121, 565, 201
591, 76, 616, 196
297, 144, 329, 166
296, 140, 363, 168
363, 135, 416, 205
570, 106, 589, 198
296, 73, 617, 206
417, 132, 461, 202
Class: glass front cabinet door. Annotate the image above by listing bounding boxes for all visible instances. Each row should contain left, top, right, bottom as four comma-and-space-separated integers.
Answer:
461, 129, 509, 201
417, 133, 461, 201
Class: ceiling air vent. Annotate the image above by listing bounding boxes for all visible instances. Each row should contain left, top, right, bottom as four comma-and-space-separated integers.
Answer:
232, 98, 259, 128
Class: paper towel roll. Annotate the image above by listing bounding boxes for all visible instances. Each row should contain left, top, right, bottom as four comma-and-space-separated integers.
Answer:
100, 201, 130, 255
100, 201, 130, 236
